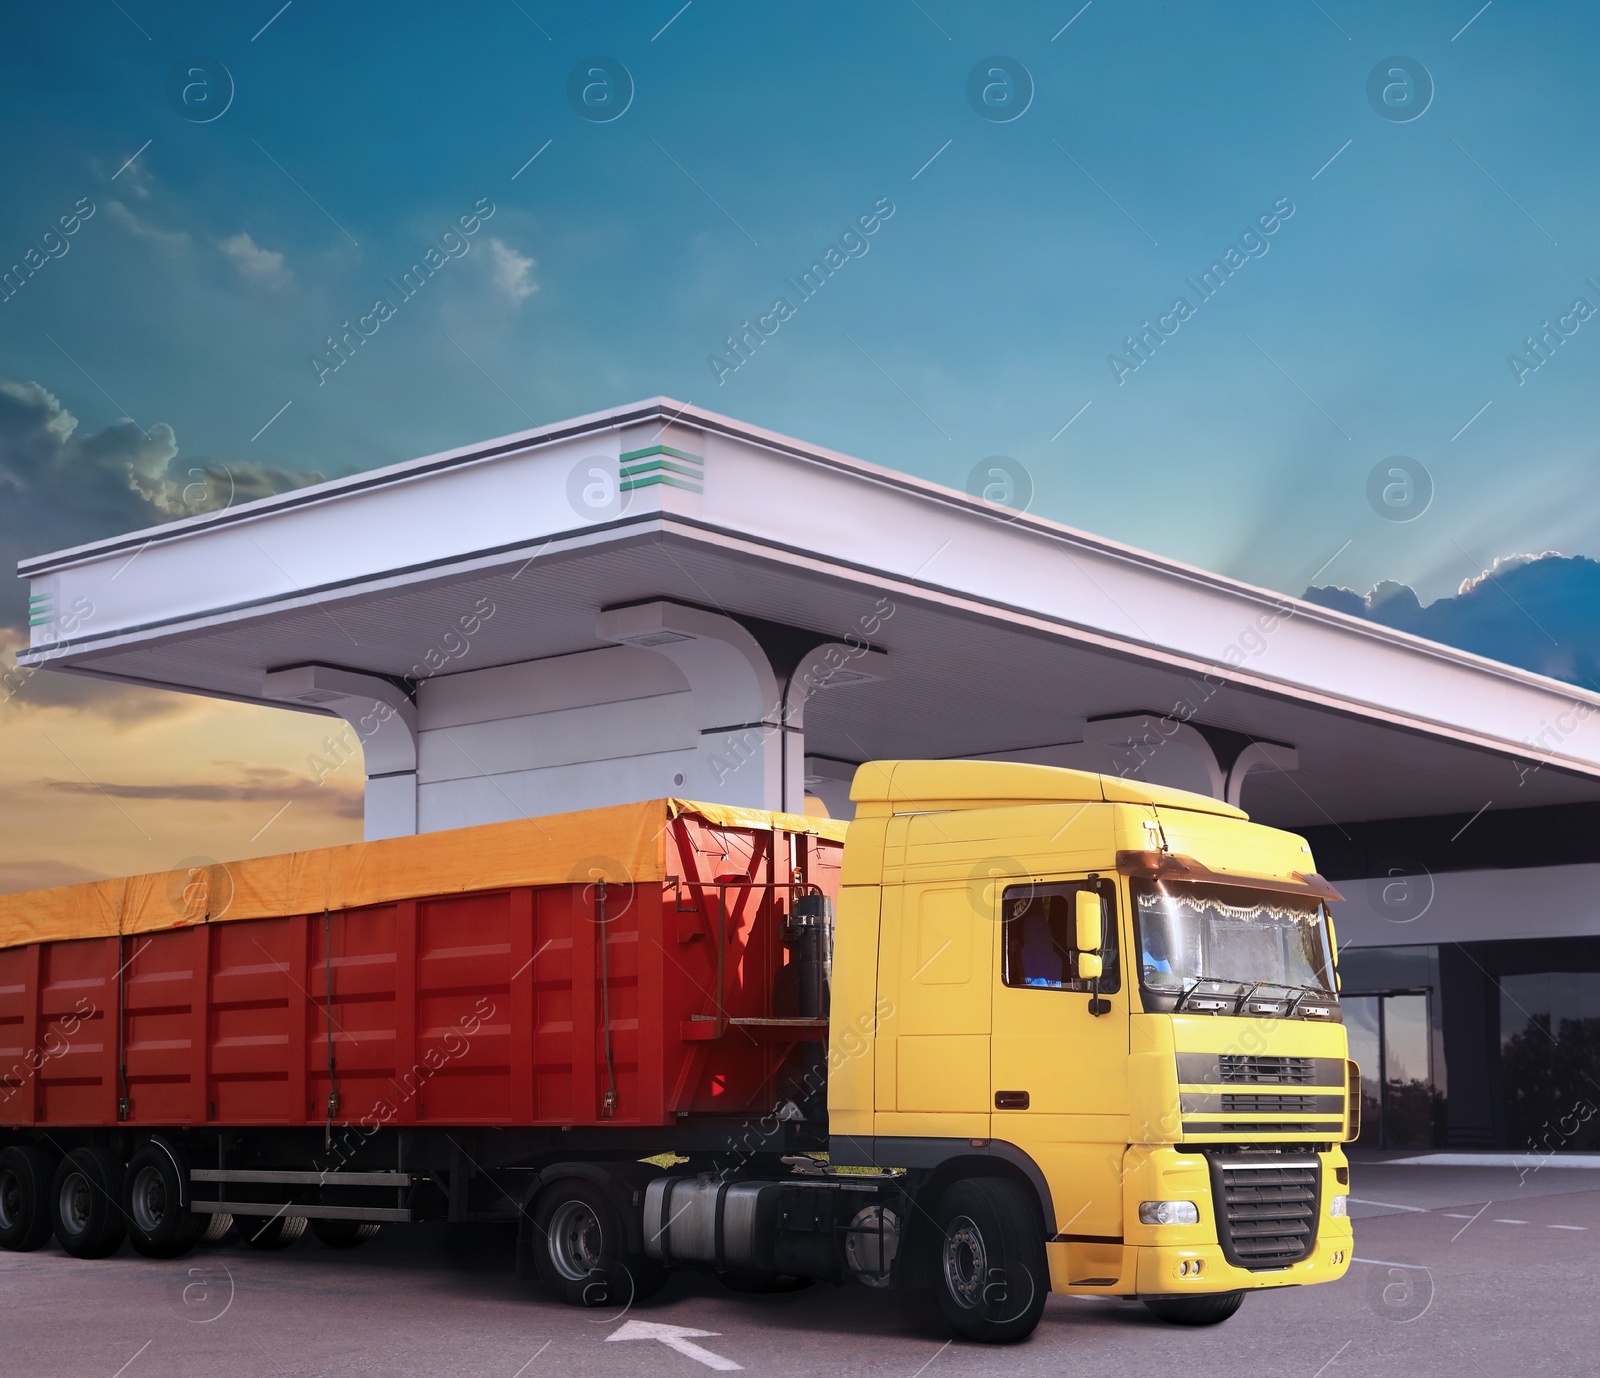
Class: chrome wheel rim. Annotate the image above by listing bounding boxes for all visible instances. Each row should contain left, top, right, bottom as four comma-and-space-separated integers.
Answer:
942, 1214, 988, 1310
130, 1165, 167, 1234
548, 1199, 604, 1282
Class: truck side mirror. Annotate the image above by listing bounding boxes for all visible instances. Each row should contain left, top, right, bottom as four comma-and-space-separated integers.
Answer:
1074, 889, 1103, 955
1076, 890, 1109, 1011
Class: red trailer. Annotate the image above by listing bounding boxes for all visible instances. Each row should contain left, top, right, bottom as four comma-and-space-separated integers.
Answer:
0, 799, 846, 1287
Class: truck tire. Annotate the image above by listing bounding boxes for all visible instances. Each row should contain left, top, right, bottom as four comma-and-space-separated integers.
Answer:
124, 1141, 208, 1259
199, 1213, 234, 1244
1143, 1290, 1245, 1326
310, 1219, 381, 1248
931, 1178, 1049, 1344
237, 1213, 308, 1250
52, 1148, 127, 1259
531, 1179, 667, 1307
0, 1145, 57, 1252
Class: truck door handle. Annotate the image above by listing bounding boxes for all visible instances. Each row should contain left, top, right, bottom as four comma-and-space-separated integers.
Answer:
994, 1091, 1030, 1110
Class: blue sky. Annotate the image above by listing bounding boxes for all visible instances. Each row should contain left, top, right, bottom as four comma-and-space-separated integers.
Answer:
3, 0, 1599, 613
6, 0, 1600, 888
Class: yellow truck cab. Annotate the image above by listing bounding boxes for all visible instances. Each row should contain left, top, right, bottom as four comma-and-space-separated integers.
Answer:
828, 759, 1355, 1339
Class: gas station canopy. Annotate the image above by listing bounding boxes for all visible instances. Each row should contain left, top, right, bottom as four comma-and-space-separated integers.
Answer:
18, 398, 1600, 837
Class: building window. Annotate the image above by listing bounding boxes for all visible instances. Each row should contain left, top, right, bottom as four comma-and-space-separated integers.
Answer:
1500, 973, 1600, 1155
1001, 880, 1120, 994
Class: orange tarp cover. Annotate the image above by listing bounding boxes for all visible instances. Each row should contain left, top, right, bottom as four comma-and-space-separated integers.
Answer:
0, 798, 848, 952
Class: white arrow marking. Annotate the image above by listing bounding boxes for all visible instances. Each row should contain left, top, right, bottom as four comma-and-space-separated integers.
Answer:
606, 1320, 742, 1371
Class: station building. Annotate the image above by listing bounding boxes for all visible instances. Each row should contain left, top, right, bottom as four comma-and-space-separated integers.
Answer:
18, 398, 1600, 1155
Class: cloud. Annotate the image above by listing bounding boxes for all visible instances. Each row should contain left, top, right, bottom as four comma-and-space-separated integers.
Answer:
115, 157, 155, 202
486, 237, 537, 302
1305, 552, 1600, 689
1456, 550, 1563, 597
106, 199, 190, 251
1, 633, 192, 725
219, 232, 291, 287
0, 858, 108, 894
39, 764, 364, 818
0, 379, 323, 626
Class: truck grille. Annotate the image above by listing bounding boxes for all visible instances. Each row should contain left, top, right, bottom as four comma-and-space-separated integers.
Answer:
1220, 1093, 1323, 1113
1219, 1055, 1313, 1085
1206, 1152, 1320, 1270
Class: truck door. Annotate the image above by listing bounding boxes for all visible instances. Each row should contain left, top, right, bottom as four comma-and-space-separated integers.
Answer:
990, 876, 1129, 1281
871, 815, 995, 1139
884, 879, 994, 1126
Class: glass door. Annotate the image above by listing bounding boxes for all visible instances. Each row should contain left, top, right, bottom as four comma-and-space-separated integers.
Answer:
1342, 990, 1434, 1149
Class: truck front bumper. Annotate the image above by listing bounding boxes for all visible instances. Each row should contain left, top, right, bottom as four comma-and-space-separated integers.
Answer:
1047, 1225, 1352, 1298
1130, 1226, 1352, 1294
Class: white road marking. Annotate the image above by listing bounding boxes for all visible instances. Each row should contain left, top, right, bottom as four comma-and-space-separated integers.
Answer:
1350, 1197, 1429, 1212
1550, 1224, 1587, 1230
607, 1320, 741, 1371
1493, 1219, 1528, 1225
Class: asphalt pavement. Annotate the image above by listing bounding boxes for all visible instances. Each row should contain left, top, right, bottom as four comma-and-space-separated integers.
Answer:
1, 1156, 1594, 1378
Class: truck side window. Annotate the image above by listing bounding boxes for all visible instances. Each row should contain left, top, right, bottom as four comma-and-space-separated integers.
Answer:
1000, 880, 1120, 994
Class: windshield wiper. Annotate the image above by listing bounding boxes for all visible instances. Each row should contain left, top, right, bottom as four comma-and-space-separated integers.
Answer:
1274, 981, 1337, 1016
1227, 980, 1337, 1016
1171, 976, 1255, 1012
1166, 976, 1336, 1015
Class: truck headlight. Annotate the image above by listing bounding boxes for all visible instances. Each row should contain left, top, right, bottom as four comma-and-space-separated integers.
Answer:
1139, 1200, 1200, 1226
1329, 1194, 1349, 1218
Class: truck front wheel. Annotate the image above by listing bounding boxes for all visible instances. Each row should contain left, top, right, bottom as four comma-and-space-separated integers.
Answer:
931, 1178, 1049, 1344
531, 1179, 666, 1307
1143, 1291, 1245, 1325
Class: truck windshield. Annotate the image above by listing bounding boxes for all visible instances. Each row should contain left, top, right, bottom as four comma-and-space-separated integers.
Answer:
1131, 879, 1334, 997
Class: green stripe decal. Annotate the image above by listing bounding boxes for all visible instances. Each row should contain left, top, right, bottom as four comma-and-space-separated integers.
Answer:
621, 473, 703, 493
620, 459, 703, 481
619, 443, 703, 466
28, 614, 52, 626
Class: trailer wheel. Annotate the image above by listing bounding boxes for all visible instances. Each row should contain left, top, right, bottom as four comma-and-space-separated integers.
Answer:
1143, 1290, 1245, 1326
0, 1145, 57, 1252
310, 1219, 381, 1248
236, 1213, 308, 1250
52, 1148, 127, 1259
531, 1179, 666, 1307
124, 1142, 208, 1259
930, 1178, 1048, 1344
199, 1213, 234, 1244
